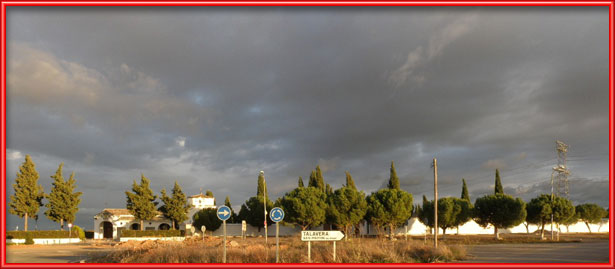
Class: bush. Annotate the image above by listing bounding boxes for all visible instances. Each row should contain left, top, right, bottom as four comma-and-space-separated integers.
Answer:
71, 225, 86, 241
6, 231, 72, 239
120, 229, 185, 237
24, 233, 34, 245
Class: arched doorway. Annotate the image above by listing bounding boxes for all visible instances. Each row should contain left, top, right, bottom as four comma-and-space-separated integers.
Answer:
101, 221, 113, 239
159, 223, 170, 230
131, 223, 140, 230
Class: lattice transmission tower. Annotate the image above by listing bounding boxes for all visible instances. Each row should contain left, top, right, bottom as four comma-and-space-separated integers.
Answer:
551, 140, 570, 199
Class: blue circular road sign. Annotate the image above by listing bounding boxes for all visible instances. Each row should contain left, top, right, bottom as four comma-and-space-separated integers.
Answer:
217, 206, 232, 221
270, 207, 284, 222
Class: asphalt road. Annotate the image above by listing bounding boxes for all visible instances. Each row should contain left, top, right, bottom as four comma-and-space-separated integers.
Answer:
6, 243, 114, 263
464, 240, 610, 263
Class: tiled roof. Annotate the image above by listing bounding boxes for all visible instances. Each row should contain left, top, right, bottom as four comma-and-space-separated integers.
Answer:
189, 193, 214, 199
99, 208, 166, 219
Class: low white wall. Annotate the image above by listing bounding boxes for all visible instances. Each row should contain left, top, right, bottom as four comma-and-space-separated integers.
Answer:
7, 238, 81, 244
119, 236, 185, 242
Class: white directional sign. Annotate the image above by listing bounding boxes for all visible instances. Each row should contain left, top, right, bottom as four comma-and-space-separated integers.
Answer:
301, 231, 344, 241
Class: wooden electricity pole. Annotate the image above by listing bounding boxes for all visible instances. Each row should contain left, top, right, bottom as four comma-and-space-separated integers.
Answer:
433, 158, 438, 248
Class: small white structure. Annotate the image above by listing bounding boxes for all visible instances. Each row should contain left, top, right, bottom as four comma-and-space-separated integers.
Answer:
93, 193, 216, 240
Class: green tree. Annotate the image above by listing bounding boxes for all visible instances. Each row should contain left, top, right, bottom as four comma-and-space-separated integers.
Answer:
526, 194, 574, 239
327, 186, 367, 240
238, 172, 274, 231
159, 181, 191, 230
315, 165, 325, 192
205, 189, 215, 205
277, 186, 327, 230
45, 163, 67, 230
366, 188, 413, 239
298, 176, 304, 188
576, 203, 607, 233
474, 194, 526, 239
494, 169, 504, 194
224, 196, 238, 223
192, 208, 222, 233
9, 155, 45, 231
387, 161, 400, 190
345, 171, 357, 190
418, 197, 472, 237
63, 172, 82, 226
461, 179, 470, 202
125, 174, 159, 231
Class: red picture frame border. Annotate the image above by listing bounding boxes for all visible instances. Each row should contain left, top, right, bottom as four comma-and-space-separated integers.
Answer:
0, 1, 612, 268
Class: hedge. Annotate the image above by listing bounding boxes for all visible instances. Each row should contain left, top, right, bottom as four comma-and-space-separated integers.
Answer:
6, 231, 79, 239
120, 230, 185, 237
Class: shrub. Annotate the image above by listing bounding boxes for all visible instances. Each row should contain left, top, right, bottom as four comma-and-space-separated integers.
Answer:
6, 231, 72, 239
71, 225, 86, 241
24, 233, 34, 245
119, 229, 185, 237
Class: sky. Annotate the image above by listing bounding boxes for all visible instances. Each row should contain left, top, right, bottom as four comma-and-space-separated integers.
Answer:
5, 6, 610, 231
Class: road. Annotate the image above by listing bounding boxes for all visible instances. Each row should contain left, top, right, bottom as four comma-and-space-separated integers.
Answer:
464, 240, 610, 263
6, 243, 114, 263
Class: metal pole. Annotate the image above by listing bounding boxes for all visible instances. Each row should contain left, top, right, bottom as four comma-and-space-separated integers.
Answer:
263, 171, 268, 246
308, 241, 311, 263
551, 172, 554, 241
223, 220, 227, 263
433, 158, 438, 248
276, 222, 280, 263
333, 241, 336, 262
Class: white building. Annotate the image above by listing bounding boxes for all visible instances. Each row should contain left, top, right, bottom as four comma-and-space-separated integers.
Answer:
93, 193, 216, 240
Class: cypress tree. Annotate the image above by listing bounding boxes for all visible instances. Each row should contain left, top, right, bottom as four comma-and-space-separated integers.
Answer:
9, 155, 45, 231
461, 178, 470, 202
325, 183, 333, 196
423, 195, 428, 205
387, 161, 401, 190
257, 171, 266, 197
126, 174, 158, 230
308, 170, 319, 189
345, 171, 357, 190
45, 163, 67, 229
298, 176, 304, 188
160, 181, 190, 229
315, 165, 325, 191
494, 169, 504, 194
224, 196, 238, 223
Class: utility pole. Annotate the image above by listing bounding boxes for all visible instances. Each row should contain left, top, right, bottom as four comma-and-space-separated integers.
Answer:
262, 171, 268, 246
551, 140, 570, 241
433, 158, 438, 248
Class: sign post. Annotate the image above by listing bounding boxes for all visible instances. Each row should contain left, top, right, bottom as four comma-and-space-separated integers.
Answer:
270, 207, 284, 263
217, 206, 232, 263
201, 225, 206, 241
68, 223, 73, 239
241, 220, 246, 240
301, 231, 344, 263
190, 226, 195, 236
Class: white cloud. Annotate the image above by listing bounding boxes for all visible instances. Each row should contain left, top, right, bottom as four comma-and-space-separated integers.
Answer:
7, 150, 23, 161
176, 136, 186, 148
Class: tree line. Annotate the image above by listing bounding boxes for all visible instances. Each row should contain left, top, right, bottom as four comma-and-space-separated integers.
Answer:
10, 155, 608, 238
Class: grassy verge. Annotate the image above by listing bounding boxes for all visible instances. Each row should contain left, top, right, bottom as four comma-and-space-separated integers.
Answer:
88, 237, 466, 263
407, 232, 609, 245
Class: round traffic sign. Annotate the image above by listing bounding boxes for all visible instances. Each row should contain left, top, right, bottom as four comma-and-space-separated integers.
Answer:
217, 206, 232, 221
270, 207, 284, 222
201, 225, 206, 232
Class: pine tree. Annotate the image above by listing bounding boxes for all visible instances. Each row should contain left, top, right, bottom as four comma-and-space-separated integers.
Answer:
238, 171, 274, 230
126, 174, 159, 230
494, 169, 504, 194
461, 178, 470, 202
387, 161, 400, 190
9, 155, 45, 231
325, 183, 333, 196
45, 163, 67, 229
160, 181, 190, 229
298, 176, 304, 188
315, 165, 325, 192
308, 170, 319, 189
63, 172, 82, 226
345, 171, 357, 190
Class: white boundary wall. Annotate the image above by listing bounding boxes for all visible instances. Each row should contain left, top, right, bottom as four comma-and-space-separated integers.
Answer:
119, 237, 185, 242
7, 238, 81, 244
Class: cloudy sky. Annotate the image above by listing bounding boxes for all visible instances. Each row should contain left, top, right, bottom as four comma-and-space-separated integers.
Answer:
5, 6, 609, 230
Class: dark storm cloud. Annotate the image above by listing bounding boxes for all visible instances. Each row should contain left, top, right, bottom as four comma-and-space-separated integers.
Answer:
5, 6, 609, 229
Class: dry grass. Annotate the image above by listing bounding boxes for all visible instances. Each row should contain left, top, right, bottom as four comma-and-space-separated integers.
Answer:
408, 232, 609, 245
87, 237, 467, 263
